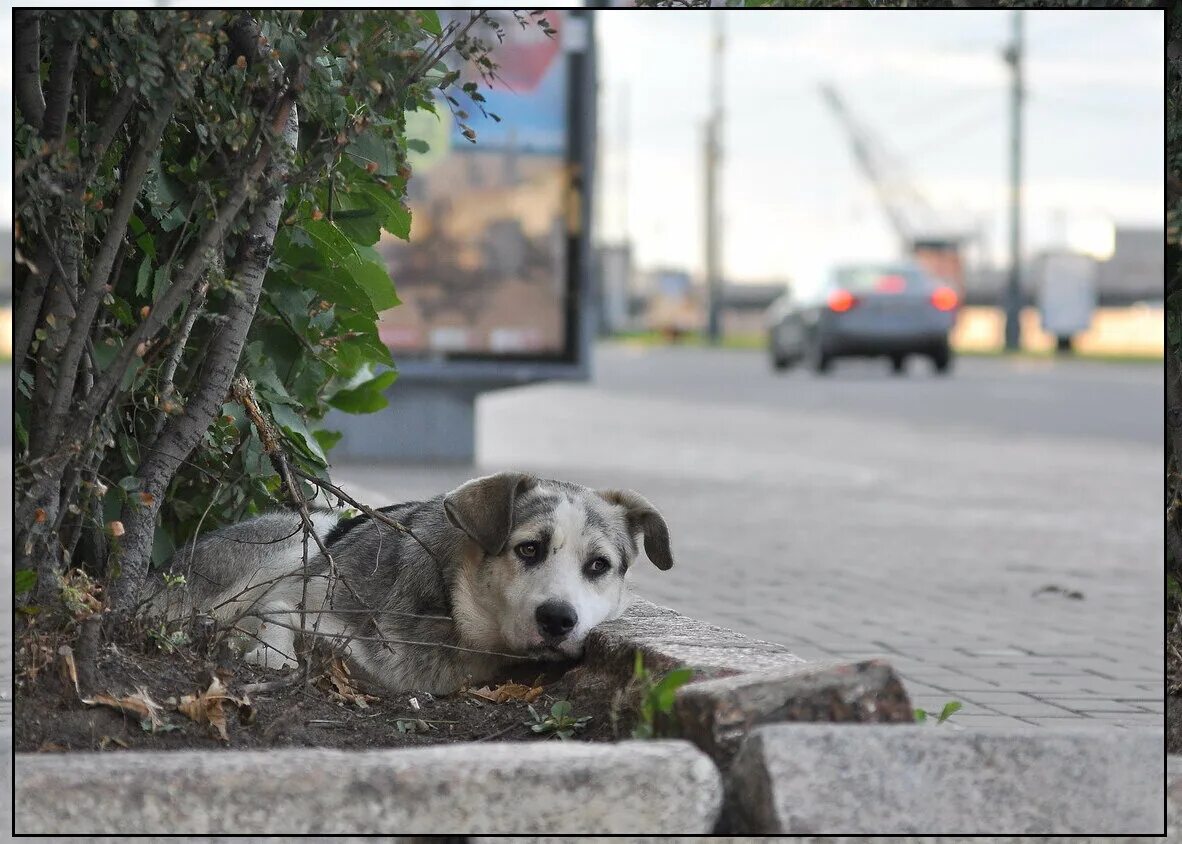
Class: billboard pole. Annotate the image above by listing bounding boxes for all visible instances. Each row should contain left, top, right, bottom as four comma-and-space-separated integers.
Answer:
704, 13, 724, 345
1003, 9, 1024, 352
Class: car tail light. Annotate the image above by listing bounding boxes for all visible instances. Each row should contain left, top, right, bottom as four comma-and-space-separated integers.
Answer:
930, 286, 958, 311
827, 289, 857, 312
875, 274, 906, 293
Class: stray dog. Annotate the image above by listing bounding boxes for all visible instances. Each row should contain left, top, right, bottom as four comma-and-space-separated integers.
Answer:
150, 472, 674, 693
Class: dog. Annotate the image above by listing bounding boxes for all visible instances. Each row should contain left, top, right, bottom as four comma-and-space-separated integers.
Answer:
148, 472, 674, 693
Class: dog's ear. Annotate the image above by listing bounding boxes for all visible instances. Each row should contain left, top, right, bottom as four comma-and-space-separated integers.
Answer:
443, 472, 536, 556
598, 489, 674, 571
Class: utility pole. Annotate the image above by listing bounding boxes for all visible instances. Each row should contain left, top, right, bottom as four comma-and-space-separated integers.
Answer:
1002, 10, 1024, 352
619, 83, 630, 241
704, 14, 724, 344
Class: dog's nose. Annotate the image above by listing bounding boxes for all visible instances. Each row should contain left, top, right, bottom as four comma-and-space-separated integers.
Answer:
535, 600, 578, 639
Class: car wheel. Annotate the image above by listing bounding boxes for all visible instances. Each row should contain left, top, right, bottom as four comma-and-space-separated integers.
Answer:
772, 355, 796, 372
889, 354, 906, 375
807, 335, 832, 375
931, 343, 953, 375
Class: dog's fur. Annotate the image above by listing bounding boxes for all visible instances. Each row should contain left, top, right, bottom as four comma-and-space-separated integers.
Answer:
148, 472, 673, 693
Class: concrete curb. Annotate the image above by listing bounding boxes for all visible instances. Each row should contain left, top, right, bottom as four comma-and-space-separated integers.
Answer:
16, 740, 723, 835
585, 597, 809, 680
13, 598, 1164, 836
726, 724, 1165, 834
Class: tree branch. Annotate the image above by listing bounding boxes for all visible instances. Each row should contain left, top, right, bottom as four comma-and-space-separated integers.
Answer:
14, 10, 45, 130
81, 83, 138, 187
12, 245, 53, 376
109, 104, 300, 612
43, 94, 178, 456
41, 16, 82, 143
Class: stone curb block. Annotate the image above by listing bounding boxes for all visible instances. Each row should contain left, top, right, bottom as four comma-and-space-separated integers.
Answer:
728, 724, 1165, 834
674, 658, 914, 772
586, 598, 809, 680
16, 740, 722, 835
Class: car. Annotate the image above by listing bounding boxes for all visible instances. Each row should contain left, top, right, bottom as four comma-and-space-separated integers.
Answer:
766, 262, 958, 375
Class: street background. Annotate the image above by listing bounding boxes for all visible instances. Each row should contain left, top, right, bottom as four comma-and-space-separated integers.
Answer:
335, 343, 1162, 731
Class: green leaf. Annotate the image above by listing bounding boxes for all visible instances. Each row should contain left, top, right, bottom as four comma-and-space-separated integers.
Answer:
914, 708, 928, 723
652, 668, 694, 712
418, 9, 442, 35
136, 256, 152, 298
288, 221, 400, 312
128, 214, 157, 260
312, 428, 343, 454
270, 403, 328, 466
345, 131, 398, 176
152, 266, 170, 303
551, 700, 572, 719
108, 296, 135, 327
937, 701, 962, 724
15, 569, 37, 595
326, 370, 397, 413
406, 138, 429, 154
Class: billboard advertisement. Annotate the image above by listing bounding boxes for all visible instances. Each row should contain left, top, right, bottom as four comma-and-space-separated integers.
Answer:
375, 10, 585, 365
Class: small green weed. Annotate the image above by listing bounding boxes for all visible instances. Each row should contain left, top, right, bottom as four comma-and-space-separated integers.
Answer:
524, 700, 592, 740
147, 624, 191, 654
628, 651, 694, 739
914, 700, 962, 724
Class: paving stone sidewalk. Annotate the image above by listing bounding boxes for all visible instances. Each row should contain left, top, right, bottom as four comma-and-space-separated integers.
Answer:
332, 351, 1162, 732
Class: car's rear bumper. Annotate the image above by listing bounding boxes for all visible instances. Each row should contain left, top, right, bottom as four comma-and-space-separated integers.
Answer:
823, 330, 950, 356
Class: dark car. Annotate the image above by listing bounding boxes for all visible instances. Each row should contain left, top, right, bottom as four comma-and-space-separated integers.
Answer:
766, 263, 958, 375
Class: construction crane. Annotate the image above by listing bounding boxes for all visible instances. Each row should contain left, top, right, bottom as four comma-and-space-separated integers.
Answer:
819, 82, 967, 295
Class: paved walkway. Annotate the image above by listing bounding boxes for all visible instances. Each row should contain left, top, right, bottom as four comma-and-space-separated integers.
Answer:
335, 346, 1162, 731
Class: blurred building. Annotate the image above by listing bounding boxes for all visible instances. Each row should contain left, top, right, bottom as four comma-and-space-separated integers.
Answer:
720, 281, 789, 335
1096, 227, 1163, 305
963, 225, 1162, 307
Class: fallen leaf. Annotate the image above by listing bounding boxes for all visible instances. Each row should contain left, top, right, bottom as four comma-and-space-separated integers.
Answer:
82, 688, 164, 731
318, 657, 379, 709
138, 491, 155, 506
99, 735, 130, 750
468, 681, 544, 704
177, 675, 251, 742
58, 644, 79, 696
37, 741, 67, 752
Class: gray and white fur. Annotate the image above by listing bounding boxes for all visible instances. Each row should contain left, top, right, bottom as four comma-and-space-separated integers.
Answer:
146, 472, 674, 693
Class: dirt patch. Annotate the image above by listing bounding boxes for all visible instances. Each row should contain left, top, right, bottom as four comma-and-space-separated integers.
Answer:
15, 620, 639, 754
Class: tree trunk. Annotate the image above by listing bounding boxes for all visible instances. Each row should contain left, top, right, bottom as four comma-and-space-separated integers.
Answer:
110, 104, 300, 612
13, 10, 45, 131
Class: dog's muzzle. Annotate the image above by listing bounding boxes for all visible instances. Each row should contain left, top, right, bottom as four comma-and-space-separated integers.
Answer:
535, 599, 577, 644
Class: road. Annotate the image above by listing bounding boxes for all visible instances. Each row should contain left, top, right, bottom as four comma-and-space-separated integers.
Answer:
336, 344, 1163, 730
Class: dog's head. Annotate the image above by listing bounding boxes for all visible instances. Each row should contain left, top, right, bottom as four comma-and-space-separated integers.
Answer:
443, 472, 674, 660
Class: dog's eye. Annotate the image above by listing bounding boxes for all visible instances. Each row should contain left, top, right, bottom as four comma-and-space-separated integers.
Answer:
515, 541, 540, 560
584, 557, 611, 578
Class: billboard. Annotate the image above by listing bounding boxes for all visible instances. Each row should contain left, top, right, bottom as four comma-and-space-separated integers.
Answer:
375, 10, 587, 366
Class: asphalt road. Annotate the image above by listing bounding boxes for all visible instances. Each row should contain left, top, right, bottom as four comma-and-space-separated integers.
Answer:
591, 344, 1163, 446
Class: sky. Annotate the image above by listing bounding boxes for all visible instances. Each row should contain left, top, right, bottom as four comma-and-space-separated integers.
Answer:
594, 9, 1164, 287
3, 6, 1162, 292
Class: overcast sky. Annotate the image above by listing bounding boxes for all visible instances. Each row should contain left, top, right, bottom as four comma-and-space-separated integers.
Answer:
595, 9, 1163, 286
3, 7, 1162, 291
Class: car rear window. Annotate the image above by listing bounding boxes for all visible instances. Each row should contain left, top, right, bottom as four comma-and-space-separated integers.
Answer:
835, 266, 934, 293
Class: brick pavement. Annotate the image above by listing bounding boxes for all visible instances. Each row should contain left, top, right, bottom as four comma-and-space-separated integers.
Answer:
333, 350, 1162, 731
